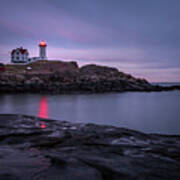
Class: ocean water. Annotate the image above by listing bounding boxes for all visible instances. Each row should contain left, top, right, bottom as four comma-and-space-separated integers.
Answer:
0, 90, 180, 134
151, 82, 180, 87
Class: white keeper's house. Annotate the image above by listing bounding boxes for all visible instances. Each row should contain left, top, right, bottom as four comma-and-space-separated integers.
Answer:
11, 40, 47, 64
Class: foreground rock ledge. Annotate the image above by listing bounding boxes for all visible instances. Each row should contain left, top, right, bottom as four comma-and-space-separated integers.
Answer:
0, 114, 180, 180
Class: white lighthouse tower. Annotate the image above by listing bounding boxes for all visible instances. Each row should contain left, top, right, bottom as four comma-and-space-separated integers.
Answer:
39, 40, 47, 60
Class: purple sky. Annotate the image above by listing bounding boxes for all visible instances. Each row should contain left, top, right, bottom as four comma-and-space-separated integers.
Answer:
0, 0, 180, 82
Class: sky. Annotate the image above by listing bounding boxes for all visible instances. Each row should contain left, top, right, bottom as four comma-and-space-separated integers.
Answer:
0, 0, 180, 82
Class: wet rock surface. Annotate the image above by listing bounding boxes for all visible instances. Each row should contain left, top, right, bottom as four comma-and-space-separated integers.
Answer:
0, 114, 180, 180
1, 61, 180, 94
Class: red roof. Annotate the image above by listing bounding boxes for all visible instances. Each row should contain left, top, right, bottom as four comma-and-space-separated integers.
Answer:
0, 67, 5, 71
11, 48, 29, 55
0, 63, 5, 71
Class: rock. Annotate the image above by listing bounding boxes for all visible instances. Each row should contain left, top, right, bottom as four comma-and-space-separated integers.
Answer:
0, 114, 180, 179
0, 61, 180, 94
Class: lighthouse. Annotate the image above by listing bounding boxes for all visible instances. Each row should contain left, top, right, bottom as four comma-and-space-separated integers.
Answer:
39, 40, 47, 60
11, 40, 48, 64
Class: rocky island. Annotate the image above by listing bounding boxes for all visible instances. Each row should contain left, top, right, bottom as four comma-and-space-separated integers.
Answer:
0, 60, 179, 94
0, 114, 180, 180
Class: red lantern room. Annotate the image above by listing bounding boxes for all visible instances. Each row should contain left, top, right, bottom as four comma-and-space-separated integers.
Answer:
39, 40, 47, 47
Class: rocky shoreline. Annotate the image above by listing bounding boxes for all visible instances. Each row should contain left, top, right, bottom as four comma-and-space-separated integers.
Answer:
0, 61, 180, 94
0, 114, 180, 180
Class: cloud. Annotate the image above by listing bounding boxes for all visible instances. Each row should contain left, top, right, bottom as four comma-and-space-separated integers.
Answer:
0, 0, 180, 82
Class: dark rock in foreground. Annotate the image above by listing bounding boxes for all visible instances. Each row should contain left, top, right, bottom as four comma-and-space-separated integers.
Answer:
0, 114, 180, 180
1, 60, 180, 94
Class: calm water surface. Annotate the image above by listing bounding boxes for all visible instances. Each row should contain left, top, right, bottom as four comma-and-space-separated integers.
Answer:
0, 91, 180, 134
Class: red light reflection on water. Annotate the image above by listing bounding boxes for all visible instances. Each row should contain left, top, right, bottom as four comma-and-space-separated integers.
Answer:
40, 122, 46, 129
38, 96, 48, 129
38, 96, 48, 118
